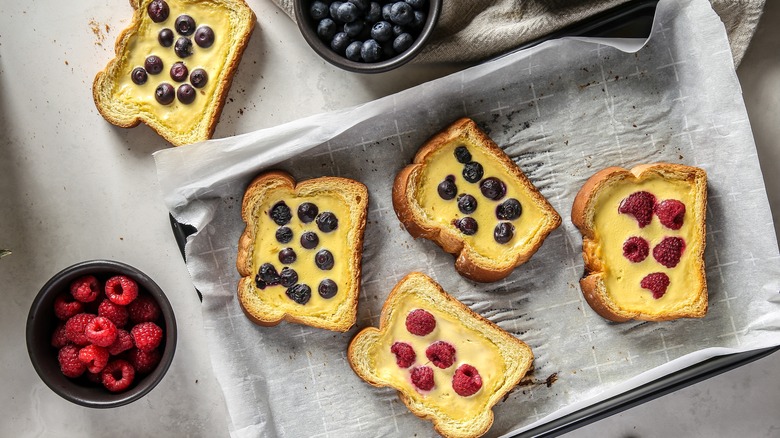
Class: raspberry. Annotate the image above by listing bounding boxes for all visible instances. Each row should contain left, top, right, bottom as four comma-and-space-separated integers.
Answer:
105, 275, 139, 305
69, 275, 101, 303
127, 294, 161, 324
51, 323, 69, 348
64, 313, 96, 346
390, 342, 416, 368
618, 191, 656, 228
652, 236, 686, 268
452, 364, 483, 397
405, 309, 436, 336
85, 316, 118, 347
655, 199, 686, 230
101, 359, 136, 393
131, 322, 163, 352
98, 299, 129, 328
107, 329, 134, 356
79, 344, 110, 374
58, 345, 86, 378
127, 347, 162, 374
54, 293, 84, 320
640, 272, 670, 299
410, 366, 434, 391
622, 236, 649, 263
425, 341, 456, 369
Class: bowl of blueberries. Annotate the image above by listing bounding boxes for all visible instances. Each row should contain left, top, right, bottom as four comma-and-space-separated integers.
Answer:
295, 0, 442, 73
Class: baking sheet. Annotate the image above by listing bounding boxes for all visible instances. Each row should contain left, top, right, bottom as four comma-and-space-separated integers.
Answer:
154, 0, 780, 436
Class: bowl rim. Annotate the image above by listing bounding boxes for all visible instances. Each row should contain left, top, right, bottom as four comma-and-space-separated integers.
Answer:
294, 0, 443, 74
26, 259, 177, 408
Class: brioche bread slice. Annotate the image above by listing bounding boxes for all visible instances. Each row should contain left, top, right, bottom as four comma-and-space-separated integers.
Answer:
237, 171, 368, 332
393, 118, 561, 282
348, 272, 533, 438
571, 163, 708, 322
93, 0, 255, 146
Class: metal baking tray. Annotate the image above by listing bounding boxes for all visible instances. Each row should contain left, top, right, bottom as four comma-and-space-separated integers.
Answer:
169, 0, 779, 434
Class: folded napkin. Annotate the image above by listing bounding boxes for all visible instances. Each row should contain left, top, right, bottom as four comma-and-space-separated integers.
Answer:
274, 0, 764, 66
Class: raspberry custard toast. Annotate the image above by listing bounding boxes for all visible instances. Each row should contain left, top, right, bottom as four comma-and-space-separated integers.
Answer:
348, 273, 533, 438
93, 0, 255, 146
237, 171, 368, 332
571, 163, 708, 322
393, 118, 561, 282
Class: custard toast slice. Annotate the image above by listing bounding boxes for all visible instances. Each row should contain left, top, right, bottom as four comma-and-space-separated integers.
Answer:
571, 163, 708, 322
237, 171, 368, 332
348, 272, 533, 438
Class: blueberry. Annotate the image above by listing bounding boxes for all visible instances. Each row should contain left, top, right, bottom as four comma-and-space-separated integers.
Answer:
331, 32, 351, 54
389, 2, 414, 25
169, 61, 188, 82
190, 68, 208, 88
316, 212, 339, 232
270, 201, 292, 225
318, 279, 338, 299
315, 249, 335, 270
131, 67, 148, 85
317, 18, 337, 41
336, 2, 360, 23
155, 83, 175, 105
147, 0, 170, 23
175, 15, 196, 36
177, 84, 196, 104
455, 217, 478, 235
365, 2, 381, 21
463, 161, 484, 183
370, 21, 393, 42
457, 194, 477, 214
275, 226, 293, 244
174, 37, 193, 57
257, 263, 281, 287
279, 248, 297, 264
286, 284, 311, 305
410, 10, 426, 29
480, 177, 506, 200
344, 20, 364, 38
393, 32, 413, 53
329, 1, 344, 18
310, 1, 329, 20
297, 202, 319, 223
145, 55, 163, 75
437, 179, 457, 200
345, 41, 363, 61
349, 0, 370, 10
361, 39, 382, 62
496, 198, 522, 220
300, 231, 319, 249
392, 24, 405, 36
494, 222, 514, 244
454, 145, 471, 163
279, 267, 299, 288
381, 3, 393, 20
194, 25, 215, 48
405, 0, 427, 9
158, 28, 174, 47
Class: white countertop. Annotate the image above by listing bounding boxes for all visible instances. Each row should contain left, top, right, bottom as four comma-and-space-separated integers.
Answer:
1, 1, 777, 437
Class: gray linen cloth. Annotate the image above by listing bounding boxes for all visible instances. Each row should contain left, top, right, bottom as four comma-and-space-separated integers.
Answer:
274, 0, 764, 66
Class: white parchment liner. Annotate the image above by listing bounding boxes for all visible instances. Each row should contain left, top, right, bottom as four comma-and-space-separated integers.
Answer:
154, 0, 780, 436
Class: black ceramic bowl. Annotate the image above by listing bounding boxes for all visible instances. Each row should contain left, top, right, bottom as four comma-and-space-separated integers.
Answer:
26, 260, 177, 408
295, 0, 442, 73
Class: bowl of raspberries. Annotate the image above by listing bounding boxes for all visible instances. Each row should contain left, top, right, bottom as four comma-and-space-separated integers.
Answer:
294, 0, 442, 73
26, 260, 176, 408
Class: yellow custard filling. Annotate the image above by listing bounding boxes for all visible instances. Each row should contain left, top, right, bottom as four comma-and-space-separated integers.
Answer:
372, 296, 506, 421
250, 190, 354, 317
113, 0, 235, 133
593, 175, 703, 315
416, 141, 547, 259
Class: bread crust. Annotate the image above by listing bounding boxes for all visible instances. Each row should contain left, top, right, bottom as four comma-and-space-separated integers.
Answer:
571, 163, 708, 322
236, 171, 368, 332
348, 272, 533, 438
92, 0, 256, 146
392, 118, 561, 283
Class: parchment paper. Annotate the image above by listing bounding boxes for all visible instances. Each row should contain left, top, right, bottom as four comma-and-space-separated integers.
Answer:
154, 0, 780, 436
